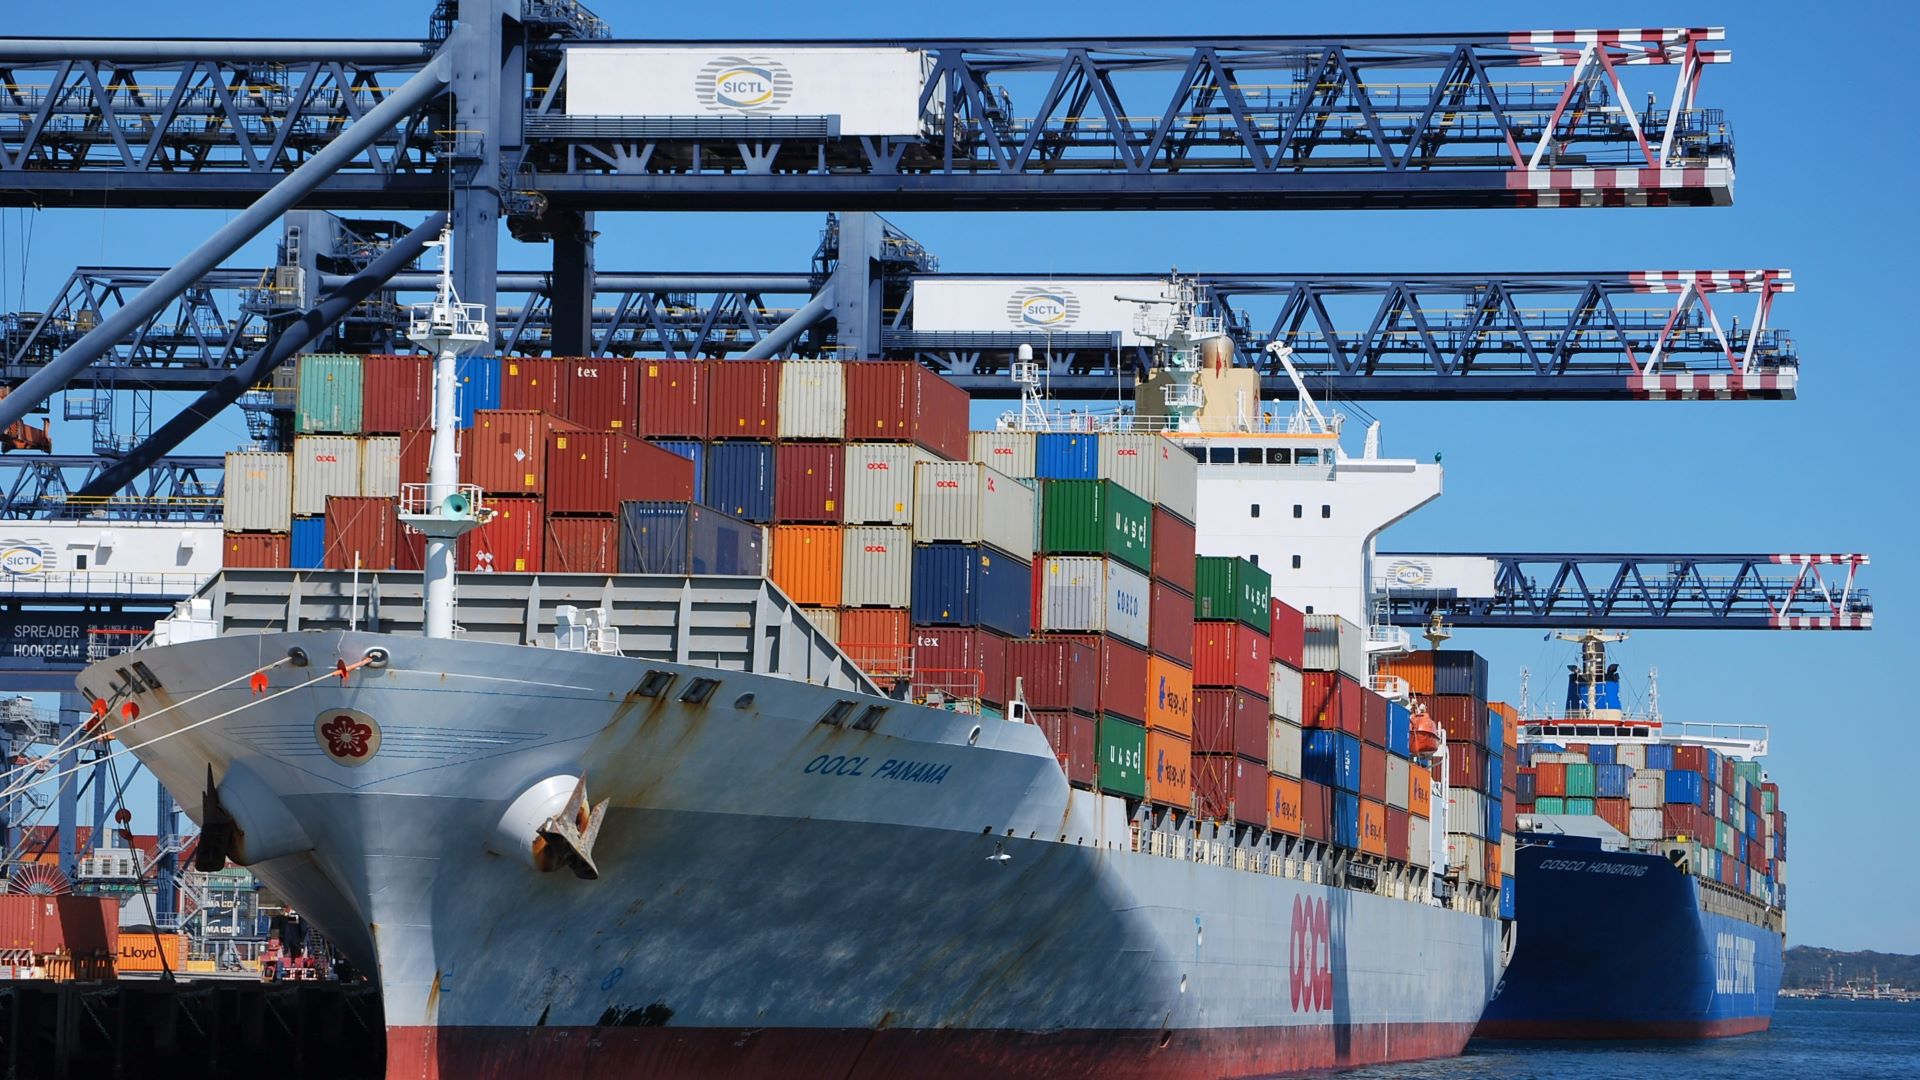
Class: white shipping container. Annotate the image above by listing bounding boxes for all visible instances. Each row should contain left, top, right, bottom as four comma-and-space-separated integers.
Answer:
1037, 556, 1150, 647
1616, 743, 1647, 770
1533, 752, 1589, 765
1501, 833, 1515, 875
223, 451, 292, 533
1097, 433, 1198, 523
839, 526, 912, 608
967, 431, 1036, 480
842, 444, 934, 525
912, 462, 1034, 560
1448, 788, 1488, 833
1268, 718, 1302, 778
1775, 858, 1787, 886
1446, 834, 1486, 882
1268, 661, 1304, 722
1409, 815, 1433, 871
777, 360, 845, 440
566, 47, 938, 137
292, 436, 363, 517
1629, 774, 1665, 809
911, 278, 1173, 346
1301, 614, 1367, 679
1386, 755, 1410, 811
1630, 808, 1665, 841
799, 606, 839, 642
359, 436, 400, 498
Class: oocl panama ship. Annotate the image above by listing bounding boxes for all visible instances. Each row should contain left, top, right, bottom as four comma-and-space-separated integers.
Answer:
77, 257, 1510, 1078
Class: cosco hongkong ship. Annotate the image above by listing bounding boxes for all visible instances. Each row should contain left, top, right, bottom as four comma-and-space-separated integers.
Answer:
78, 268, 1511, 1077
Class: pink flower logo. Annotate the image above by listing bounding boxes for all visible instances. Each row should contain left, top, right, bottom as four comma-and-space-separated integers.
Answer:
315, 710, 381, 765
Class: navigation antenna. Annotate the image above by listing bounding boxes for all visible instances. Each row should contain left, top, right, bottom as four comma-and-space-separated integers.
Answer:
1554, 629, 1628, 714
1011, 343, 1051, 432
398, 224, 491, 640
1118, 272, 1226, 433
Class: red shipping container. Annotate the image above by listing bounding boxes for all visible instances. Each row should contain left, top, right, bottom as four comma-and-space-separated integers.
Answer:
323, 496, 397, 570
838, 608, 911, 684
563, 357, 638, 432
1302, 672, 1363, 736
1361, 743, 1386, 801
842, 360, 969, 459
545, 516, 617, 573
1300, 779, 1331, 842
0, 895, 119, 956
500, 357, 571, 415
1534, 762, 1568, 797
224, 533, 289, 569
639, 359, 707, 438
458, 497, 544, 572
1673, 744, 1708, 774
1031, 710, 1097, 788
1662, 804, 1700, 839
1047, 634, 1149, 723
706, 359, 780, 440
1386, 806, 1410, 863
1596, 797, 1630, 835
1193, 620, 1270, 692
1268, 598, 1306, 670
1148, 581, 1195, 665
1007, 638, 1098, 714
911, 626, 1009, 706
1428, 696, 1487, 747
1448, 742, 1490, 793
1192, 689, 1268, 760
1721, 756, 1735, 794
546, 431, 695, 515
774, 443, 845, 523
399, 427, 465, 489
361, 354, 432, 434
466, 410, 583, 496
1361, 690, 1388, 747
1149, 508, 1196, 593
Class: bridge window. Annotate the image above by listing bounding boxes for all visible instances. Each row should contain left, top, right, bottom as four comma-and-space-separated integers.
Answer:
1250, 504, 1261, 518
1296, 449, 1319, 465
1321, 505, 1331, 519
1249, 555, 1259, 567
1292, 505, 1303, 519
1291, 555, 1302, 569
1238, 448, 1262, 464
1267, 448, 1291, 464
1209, 448, 1234, 464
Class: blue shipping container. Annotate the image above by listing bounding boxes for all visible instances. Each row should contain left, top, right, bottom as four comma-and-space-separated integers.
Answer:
1486, 797, 1502, 840
1488, 754, 1504, 800
1429, 649, 1490, 698
1302, 730, 1361, 793
1387, 702, 1412, 757
1515, 744, 1534, 768
1588, 744, 1616, 765
455, 355, 502, 429
1664, 768, 1703, 806
704, 441, 776, 522
617, 501, 761, 576
910, 543, 1033, 637
1499, 876, 1516, 919
1332, 791, 1360, 850
1596, 763, 1632, 798
290, 517, 325, 569
651, 439, 706, 498
1644, 743, 1675, 770
1516, 769, 1536, 803
1035, 433, 1098, 479
1746, 808, 1759, 838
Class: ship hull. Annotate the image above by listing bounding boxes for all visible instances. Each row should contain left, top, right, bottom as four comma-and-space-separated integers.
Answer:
1474, 841, 1782, 1040
83, 629, 1501, 1078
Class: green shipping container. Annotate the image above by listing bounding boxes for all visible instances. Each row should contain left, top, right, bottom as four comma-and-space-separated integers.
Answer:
297, 353, 364, 434
1533, 796, 1566, 815
1193, 555, 1272, 631
1735, 760, 1763, 787
1761, 790, 1776, 814
1716, 821, 1735, 855
1565, 763, 1596, 798
1039, 479, 1152, 573
1097, 714, 1146, 798
1564, 797, 1596, 815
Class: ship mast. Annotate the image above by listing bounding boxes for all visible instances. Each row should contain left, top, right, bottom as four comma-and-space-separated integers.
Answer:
1120, 273, 1227, 433
400, 226, 490, 640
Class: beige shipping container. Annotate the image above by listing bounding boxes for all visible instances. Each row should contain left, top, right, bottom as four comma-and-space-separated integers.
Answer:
292, 435, 363, 516
777, 360, 846, 440
842, 444, 935, 524
1448, 789, 1488, 837
1036, 556, 1151, 647
1386, 755, 1410, 811
912, 462, 1034, 559
799, 607, 840, 641
1268, 718, 1302, 778
223, 451, 293, 532
1446, 833, 1487, 884
1097, 433, 1199, 522
1408, 815, 1433, 868
968, 431, 1036, 480
1302, 614, 1368, 679
840, 526, 912, 608
1268, 661, 1304, 723
1501, 834, 1515, 875
359, 436, 401, 497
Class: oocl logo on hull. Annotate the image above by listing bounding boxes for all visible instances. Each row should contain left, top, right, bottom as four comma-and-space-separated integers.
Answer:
697, 55, 794, 114
1289, 894, 1334, 1013
1005, 286, 1081, 331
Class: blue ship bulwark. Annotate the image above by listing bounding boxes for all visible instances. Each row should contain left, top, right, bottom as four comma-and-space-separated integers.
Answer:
1476, 837, 1782, 1039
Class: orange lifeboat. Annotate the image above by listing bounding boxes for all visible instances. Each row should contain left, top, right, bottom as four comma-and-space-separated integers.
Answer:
1408, 703, 1443, 758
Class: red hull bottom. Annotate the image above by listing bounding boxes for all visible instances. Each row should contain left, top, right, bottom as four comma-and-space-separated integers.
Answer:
387, 1021, 1478, 1079
1473, 1014, 1772, 1040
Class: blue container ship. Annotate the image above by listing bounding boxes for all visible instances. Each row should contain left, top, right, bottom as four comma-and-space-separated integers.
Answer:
1476, 631, 1786, 1039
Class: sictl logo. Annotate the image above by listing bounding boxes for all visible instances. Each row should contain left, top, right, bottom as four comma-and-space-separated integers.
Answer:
1005, 285, 1081, 330
697, 55, 794, 115
1289, 895, 1334, 1013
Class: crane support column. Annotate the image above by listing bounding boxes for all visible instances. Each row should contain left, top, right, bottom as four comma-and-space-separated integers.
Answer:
550, 211, 597, 356
831, 212, 885, 360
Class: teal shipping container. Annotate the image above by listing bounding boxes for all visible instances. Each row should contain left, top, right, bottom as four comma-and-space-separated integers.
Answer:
1565, 763, 1596, 798
296, 354, 364, 434
1533, 796, 1566, 815
1038, 479, 1152, 573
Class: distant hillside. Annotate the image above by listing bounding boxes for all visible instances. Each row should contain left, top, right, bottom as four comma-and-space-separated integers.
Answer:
1784, 946, 1920, 990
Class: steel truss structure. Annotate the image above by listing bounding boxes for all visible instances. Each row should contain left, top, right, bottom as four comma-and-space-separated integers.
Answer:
1376, 553, 1871, 630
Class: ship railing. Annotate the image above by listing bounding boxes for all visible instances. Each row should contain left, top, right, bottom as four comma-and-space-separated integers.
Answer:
1369, 674, 1410, 701
86, 627, 154, 661
0, 571, 207, 600
908, 667, 987, 715
837, 641, 914, 689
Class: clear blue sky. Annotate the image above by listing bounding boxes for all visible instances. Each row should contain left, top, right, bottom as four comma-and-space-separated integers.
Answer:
6, 1, 1914, 951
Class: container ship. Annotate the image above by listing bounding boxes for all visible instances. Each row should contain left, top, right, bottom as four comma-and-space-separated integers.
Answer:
1472, 630, 1786, 1039
80, 268, 1510, 1077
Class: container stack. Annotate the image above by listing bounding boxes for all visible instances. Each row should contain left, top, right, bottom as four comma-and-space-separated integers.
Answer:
1190, 556, 1271, 827
1515, 740, 1786, 906
1264, 599, 1307, 840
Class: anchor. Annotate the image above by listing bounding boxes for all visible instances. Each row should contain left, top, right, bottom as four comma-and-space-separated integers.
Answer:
533, 775, 609, 880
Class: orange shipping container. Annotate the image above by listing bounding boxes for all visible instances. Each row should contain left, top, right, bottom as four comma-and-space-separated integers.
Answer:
466, 410, 583, 495
116, 932, 183, 974
500, 358, 571, 415
770, 526, 843, 606
1143, 655, 1193, 739
1268, 775, 1303, 834
1376, 653, 1436, 696
1146, 729, 1192, 810
1409, 763, 1432, 818
223, 533, 289, 569
1359, 798, 1388, 856
459, 497, 544, 572
837, 607, 911, 681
